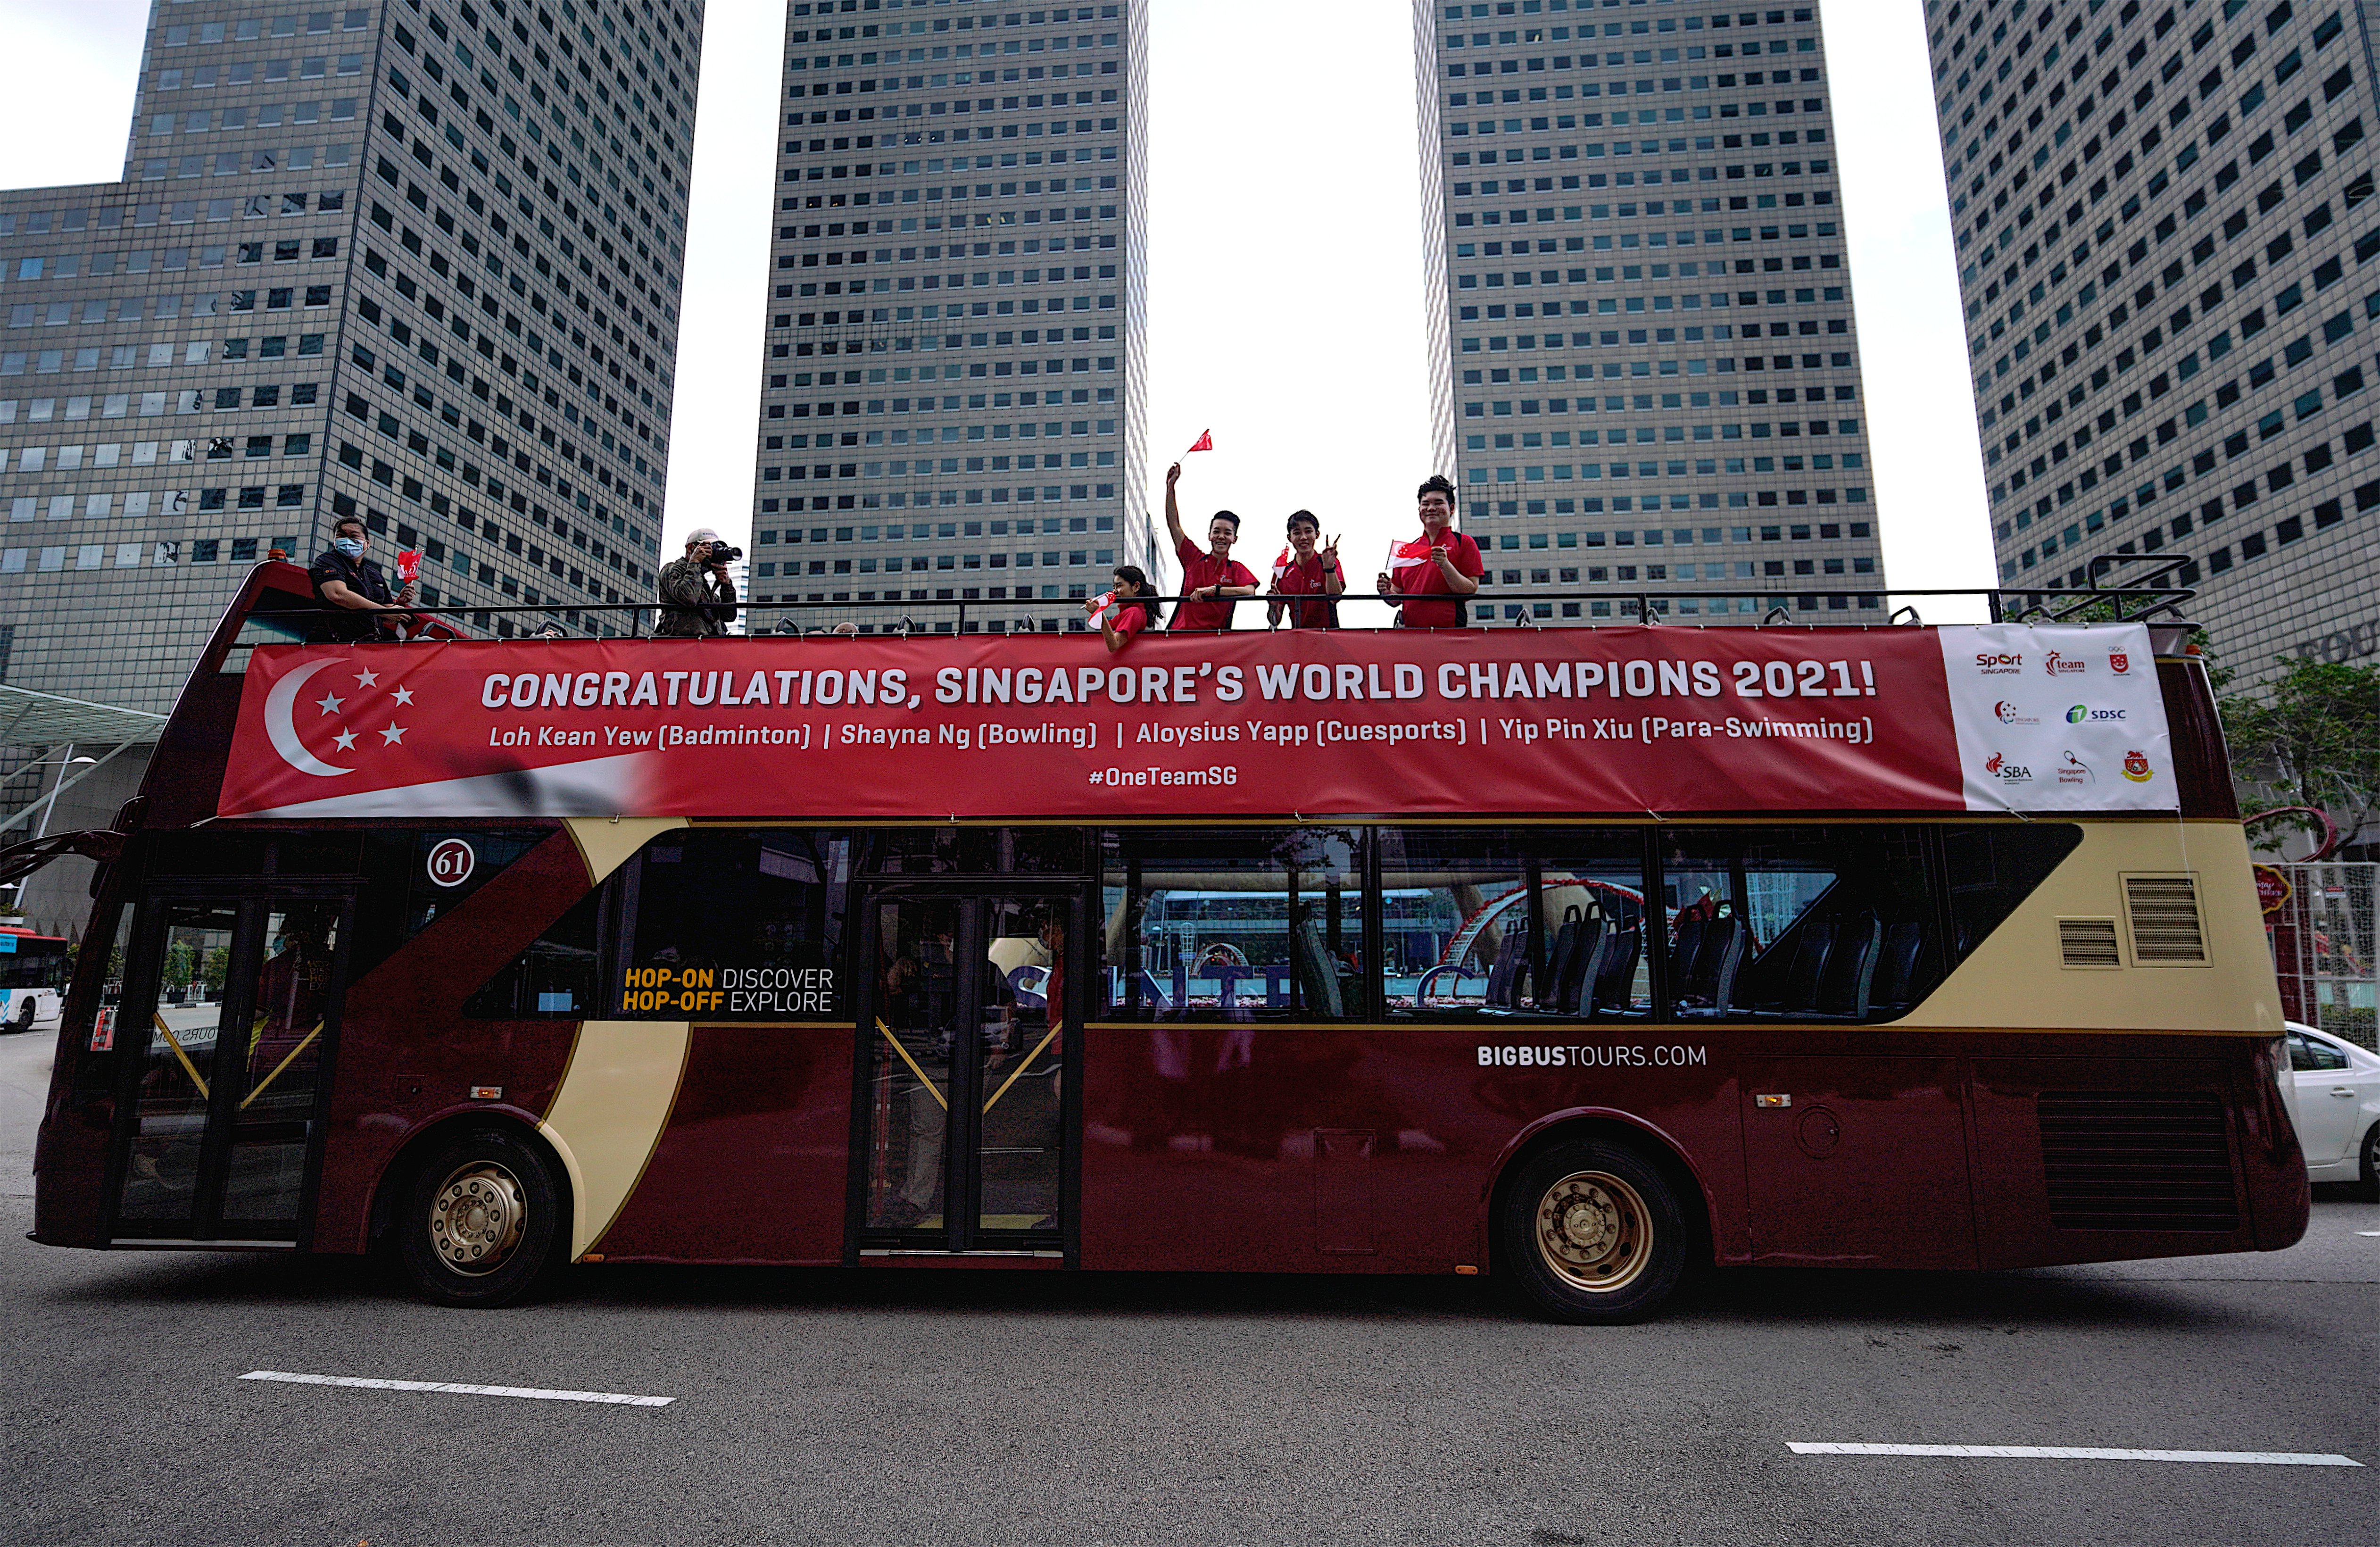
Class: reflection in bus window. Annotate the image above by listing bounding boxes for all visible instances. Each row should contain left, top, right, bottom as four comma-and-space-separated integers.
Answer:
1659, 827, 1940, 1022
222, 903, 340, 1222
1942, 823, 2084, 957
1377, 828, 1650, 1020
119, 903, 238, 1223
69, 904, 132, 1104
1101, 829, 1364, 1020
871, 827, 1084, 875
621, 830, 851, 1019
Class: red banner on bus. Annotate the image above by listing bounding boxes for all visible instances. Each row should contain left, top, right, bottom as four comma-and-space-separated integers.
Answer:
215, 624, 2176, 820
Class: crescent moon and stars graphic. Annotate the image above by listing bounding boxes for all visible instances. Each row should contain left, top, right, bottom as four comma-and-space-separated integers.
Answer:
263, 657, 415, 778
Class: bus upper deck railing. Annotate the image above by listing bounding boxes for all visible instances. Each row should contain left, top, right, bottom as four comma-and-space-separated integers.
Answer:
242, 580, 2198, 642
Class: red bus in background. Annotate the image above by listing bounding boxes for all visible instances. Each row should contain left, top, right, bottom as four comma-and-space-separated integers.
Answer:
25, 562, 2306, 1320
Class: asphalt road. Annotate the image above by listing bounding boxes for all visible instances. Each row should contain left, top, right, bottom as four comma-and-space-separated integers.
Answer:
0, 1026, 2372, 1547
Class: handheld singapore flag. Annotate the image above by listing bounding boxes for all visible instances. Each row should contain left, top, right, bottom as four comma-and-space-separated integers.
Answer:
1388, 532, 1441, 577
1185, 429, 1213, 454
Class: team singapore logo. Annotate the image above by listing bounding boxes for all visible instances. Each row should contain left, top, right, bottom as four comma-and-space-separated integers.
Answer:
1477, 1043, 1709, 1068
2042, 649, 2087, 677
1974, 651, 2024, 675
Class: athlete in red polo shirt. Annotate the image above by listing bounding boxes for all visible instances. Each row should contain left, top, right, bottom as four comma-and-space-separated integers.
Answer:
1163, 461, 1260, 630
1267, 509, 1345, 630
1376, 474, 1482, 629
1086, 564, 1162, 653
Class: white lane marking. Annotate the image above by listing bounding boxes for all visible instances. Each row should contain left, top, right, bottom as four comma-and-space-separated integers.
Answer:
239, 1370, 672, 1407
2355, 1230, 2380, 1237
1789, 1443, 2358, 1466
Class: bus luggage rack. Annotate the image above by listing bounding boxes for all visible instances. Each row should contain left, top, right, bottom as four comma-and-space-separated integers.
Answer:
250, 578, 2196, 641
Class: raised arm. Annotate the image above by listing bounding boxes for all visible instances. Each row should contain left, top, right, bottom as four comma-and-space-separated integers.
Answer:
1163, 461, 1188, 552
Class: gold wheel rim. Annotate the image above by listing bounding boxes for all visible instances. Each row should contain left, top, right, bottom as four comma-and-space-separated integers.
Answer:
1534, 1169, 1652, 1294
428, 1161, 528, 1277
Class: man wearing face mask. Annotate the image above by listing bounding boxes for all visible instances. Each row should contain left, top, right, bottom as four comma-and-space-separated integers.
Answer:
307, 514, 417, 642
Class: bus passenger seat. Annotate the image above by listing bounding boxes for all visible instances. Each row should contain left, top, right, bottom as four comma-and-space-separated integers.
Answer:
1557, 914, 1605, 1015
1484, 924, 1530, 1010
1544, 906, 1585, 1011
1294, 918, 1344, 1018
1818, 915, 1883, 1018
1683, 914, 1748, 1015
1774, 921, 1836, 1015
1869, 922, 1925, 1015
1590, 926, 1640, 1016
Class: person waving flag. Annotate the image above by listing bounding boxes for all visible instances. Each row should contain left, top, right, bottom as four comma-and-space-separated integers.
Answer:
1376, 474, 1482, 629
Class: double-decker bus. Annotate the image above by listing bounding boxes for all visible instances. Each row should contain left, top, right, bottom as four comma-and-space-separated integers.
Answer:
24, 563, 2305, 1320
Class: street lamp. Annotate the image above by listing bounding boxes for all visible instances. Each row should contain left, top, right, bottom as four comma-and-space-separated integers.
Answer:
22, 749, 99, 843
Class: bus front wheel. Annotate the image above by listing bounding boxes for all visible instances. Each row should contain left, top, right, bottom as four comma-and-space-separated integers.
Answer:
1501, 1138, 1686, 1324
395, 1128, 562, 1308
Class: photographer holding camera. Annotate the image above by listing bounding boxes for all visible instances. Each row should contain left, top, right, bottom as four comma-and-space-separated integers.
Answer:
655, 526, 741, 638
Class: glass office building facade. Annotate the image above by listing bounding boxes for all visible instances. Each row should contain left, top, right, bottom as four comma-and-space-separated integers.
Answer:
0, 0, 701, 716
1413, 0, 1890, 624
745, 0, 1155, 636
1928, 0, 2380, 672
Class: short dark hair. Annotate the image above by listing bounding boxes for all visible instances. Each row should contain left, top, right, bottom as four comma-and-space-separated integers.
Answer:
1208, 509, 1241, 533
333, 515, 366, 537
1417, 475, 1457, 504
1285, 509, 1319, 534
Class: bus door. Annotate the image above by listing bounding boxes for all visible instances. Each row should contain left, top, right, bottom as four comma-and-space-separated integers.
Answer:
854, 889, 1079, 1255
104, 887, 354, 1245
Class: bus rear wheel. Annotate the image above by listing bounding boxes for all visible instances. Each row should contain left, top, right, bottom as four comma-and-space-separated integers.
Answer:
396, 1129, 562, 1308
1501, 1138, 1686, 1324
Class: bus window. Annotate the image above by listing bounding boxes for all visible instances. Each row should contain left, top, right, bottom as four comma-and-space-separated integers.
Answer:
1100, 828, 1363, 1021
1376, 828, 1650, 1021
1659, 827, 1940, 1022
462, 889, 604, 1019
118, 903, 239, 1223
68, 903, 132, 1105
619, 830, 851, 1019
1941, 823, 2084, 957
384, 830, 554, 943
871, 827, 1086, 875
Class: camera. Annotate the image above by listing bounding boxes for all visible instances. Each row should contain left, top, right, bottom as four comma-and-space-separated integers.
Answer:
704, 541, 743, 564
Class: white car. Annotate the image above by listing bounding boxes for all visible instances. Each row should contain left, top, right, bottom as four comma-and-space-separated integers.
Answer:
2284, 1021, 2380, 1198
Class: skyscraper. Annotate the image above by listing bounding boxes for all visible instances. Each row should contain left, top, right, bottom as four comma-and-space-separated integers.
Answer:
1926, 0, 2380, 674
1414, 0, 1889, 624
744, 0, 1154, 636
0, 0, 699, 709
0, 0, 702, 929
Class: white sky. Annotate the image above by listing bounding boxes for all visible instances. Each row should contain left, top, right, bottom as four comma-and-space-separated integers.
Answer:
0, 0, 1996, 623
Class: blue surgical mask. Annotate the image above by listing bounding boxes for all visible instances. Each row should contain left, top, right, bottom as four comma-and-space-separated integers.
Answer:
332, 537, 364, 559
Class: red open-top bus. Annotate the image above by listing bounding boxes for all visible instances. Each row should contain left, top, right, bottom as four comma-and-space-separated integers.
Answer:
25, 563, 2305, 1320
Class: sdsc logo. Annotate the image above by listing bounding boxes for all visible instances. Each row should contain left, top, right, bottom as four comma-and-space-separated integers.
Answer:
2065, 704, 2128, 723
